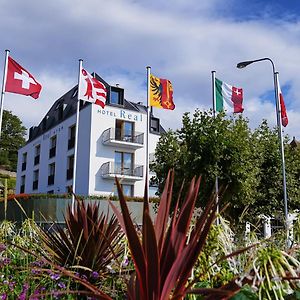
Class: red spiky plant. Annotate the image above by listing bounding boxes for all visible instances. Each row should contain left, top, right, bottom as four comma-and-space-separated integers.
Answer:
110, 169, 234, 299
39, 199, 124, 281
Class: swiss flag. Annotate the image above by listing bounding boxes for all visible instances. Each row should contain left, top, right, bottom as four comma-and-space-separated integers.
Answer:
5, 56, 42, 99
231, 86, 244, 113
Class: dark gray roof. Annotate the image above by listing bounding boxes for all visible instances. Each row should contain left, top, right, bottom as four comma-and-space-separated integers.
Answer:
27, 73, 162, 142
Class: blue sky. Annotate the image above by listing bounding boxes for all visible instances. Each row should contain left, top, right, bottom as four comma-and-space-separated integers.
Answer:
0, 0, 299, 139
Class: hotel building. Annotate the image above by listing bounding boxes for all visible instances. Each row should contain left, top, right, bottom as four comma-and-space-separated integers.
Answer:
16, 74, 163, 197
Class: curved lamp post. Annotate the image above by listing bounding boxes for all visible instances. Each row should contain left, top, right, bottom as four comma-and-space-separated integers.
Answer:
237, 58, 289, 237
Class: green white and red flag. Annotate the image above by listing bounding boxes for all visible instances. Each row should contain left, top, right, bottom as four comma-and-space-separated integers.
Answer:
215, 78, 244, 113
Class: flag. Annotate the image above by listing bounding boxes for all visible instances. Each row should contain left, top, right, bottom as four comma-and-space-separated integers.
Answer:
150, 74, 175, 110
79, 68, 107, 108
215, 78, 243, 113
277, 79, 288, 127
5, 56, 42, 99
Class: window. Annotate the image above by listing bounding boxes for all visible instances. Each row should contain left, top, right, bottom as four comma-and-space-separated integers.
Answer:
68, 125, 76, 150
34, 144, 40, 165
115, 120, 134, 142
21, 152, 27, 171
48, 163, 55, 185
150, 117, 160, 133
110, 87, 124, 105
20, 175, 25, 193
115, 152, 133, 175
49, 136, 57, 158
32, 169, 39, 190
47, 190, 54, 194
121, 184, 134, 197
66, 155, 74, 180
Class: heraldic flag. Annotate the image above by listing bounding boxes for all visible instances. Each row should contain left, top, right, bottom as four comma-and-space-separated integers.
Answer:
150, 74, 175, 110
79, 68, 107, 108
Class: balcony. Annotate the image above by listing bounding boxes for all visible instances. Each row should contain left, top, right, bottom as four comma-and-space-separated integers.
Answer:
32, 180, 38, 190
102, 128, 144, 149
34, 155, 40, 165
100, 162, 143, 181
49, 147, 56, 158
48, 175, 55, 185
66, 168, 73, 180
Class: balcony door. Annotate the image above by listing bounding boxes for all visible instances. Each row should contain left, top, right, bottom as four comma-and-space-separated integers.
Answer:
115, 120, 134, 142
115, 151, 133, 175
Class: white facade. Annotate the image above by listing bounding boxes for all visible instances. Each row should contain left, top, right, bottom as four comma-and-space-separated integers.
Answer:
16, 84, 162, 198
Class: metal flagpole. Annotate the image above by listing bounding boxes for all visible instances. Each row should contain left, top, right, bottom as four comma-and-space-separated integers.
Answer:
146, 66, 151, 199
72, 59, 83, 212
211, 70, 220, 224
274, 72, 288, 228
237, 58, 289, 245
0, 50, 10, 139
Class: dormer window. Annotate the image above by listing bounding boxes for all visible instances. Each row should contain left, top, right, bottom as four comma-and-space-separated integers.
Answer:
110, 87, 124, 105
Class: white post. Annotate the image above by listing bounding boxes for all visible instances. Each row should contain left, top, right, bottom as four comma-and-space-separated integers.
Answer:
287, 213, 296, 247
263, 215, 272, 239
211, 70, 220, 224
72, 59, 83, 211
146, 66, 151, 199
0, 50, 10, 139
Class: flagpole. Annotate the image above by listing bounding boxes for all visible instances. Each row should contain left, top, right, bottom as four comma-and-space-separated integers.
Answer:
0, 50, 10, 139
146, 66, 151, 199
274, 71, 288, 227
212, 70, 220, 225
72, 59, 83, 211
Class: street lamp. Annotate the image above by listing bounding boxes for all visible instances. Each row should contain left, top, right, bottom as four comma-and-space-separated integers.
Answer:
237, 58, 289, 239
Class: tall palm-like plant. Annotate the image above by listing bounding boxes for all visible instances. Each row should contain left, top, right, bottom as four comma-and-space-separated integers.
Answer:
39, 199, 124, 281
110, 170, 240, 299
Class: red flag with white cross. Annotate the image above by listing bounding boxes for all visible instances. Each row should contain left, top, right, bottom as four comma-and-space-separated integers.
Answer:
5, 56, 42, 99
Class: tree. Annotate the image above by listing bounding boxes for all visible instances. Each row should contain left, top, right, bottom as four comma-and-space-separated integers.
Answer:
151, 109, 300, 225
0, 110, 26, 171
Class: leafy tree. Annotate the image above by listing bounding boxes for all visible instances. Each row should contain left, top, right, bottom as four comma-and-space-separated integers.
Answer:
0, 110, 26, 171
151, 109, 300, 224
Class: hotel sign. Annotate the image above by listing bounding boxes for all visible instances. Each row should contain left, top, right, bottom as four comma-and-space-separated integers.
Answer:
97, 108, 143, 122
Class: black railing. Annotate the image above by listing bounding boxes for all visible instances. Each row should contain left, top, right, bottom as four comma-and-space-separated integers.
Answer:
49, 147, 56, 158
21, 162, 26, 171
66, 168, 73, 180
32, 180, 38, 190
34, 155, 40, 165
48, 175, 55, 185
68, 137, 75, 150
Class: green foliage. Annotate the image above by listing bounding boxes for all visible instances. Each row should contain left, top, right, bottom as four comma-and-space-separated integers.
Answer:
230, 285, 258, 300
151, 110, 300, 224
0, 110, 26, 171
242, 243, 300, 300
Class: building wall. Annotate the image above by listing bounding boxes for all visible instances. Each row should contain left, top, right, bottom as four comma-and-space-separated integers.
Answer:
16, 105, 91, 195
88, 105, 160, 197
16, 103, 161, 197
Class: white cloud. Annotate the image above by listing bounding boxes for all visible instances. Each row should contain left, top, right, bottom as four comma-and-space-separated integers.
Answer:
0, 0, 299, 140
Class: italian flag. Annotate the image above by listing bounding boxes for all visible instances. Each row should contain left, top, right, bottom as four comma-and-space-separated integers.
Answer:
215, 78, 244, 113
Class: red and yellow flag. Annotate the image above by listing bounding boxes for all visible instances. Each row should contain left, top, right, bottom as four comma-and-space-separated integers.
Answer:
150, 74, 175, 110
